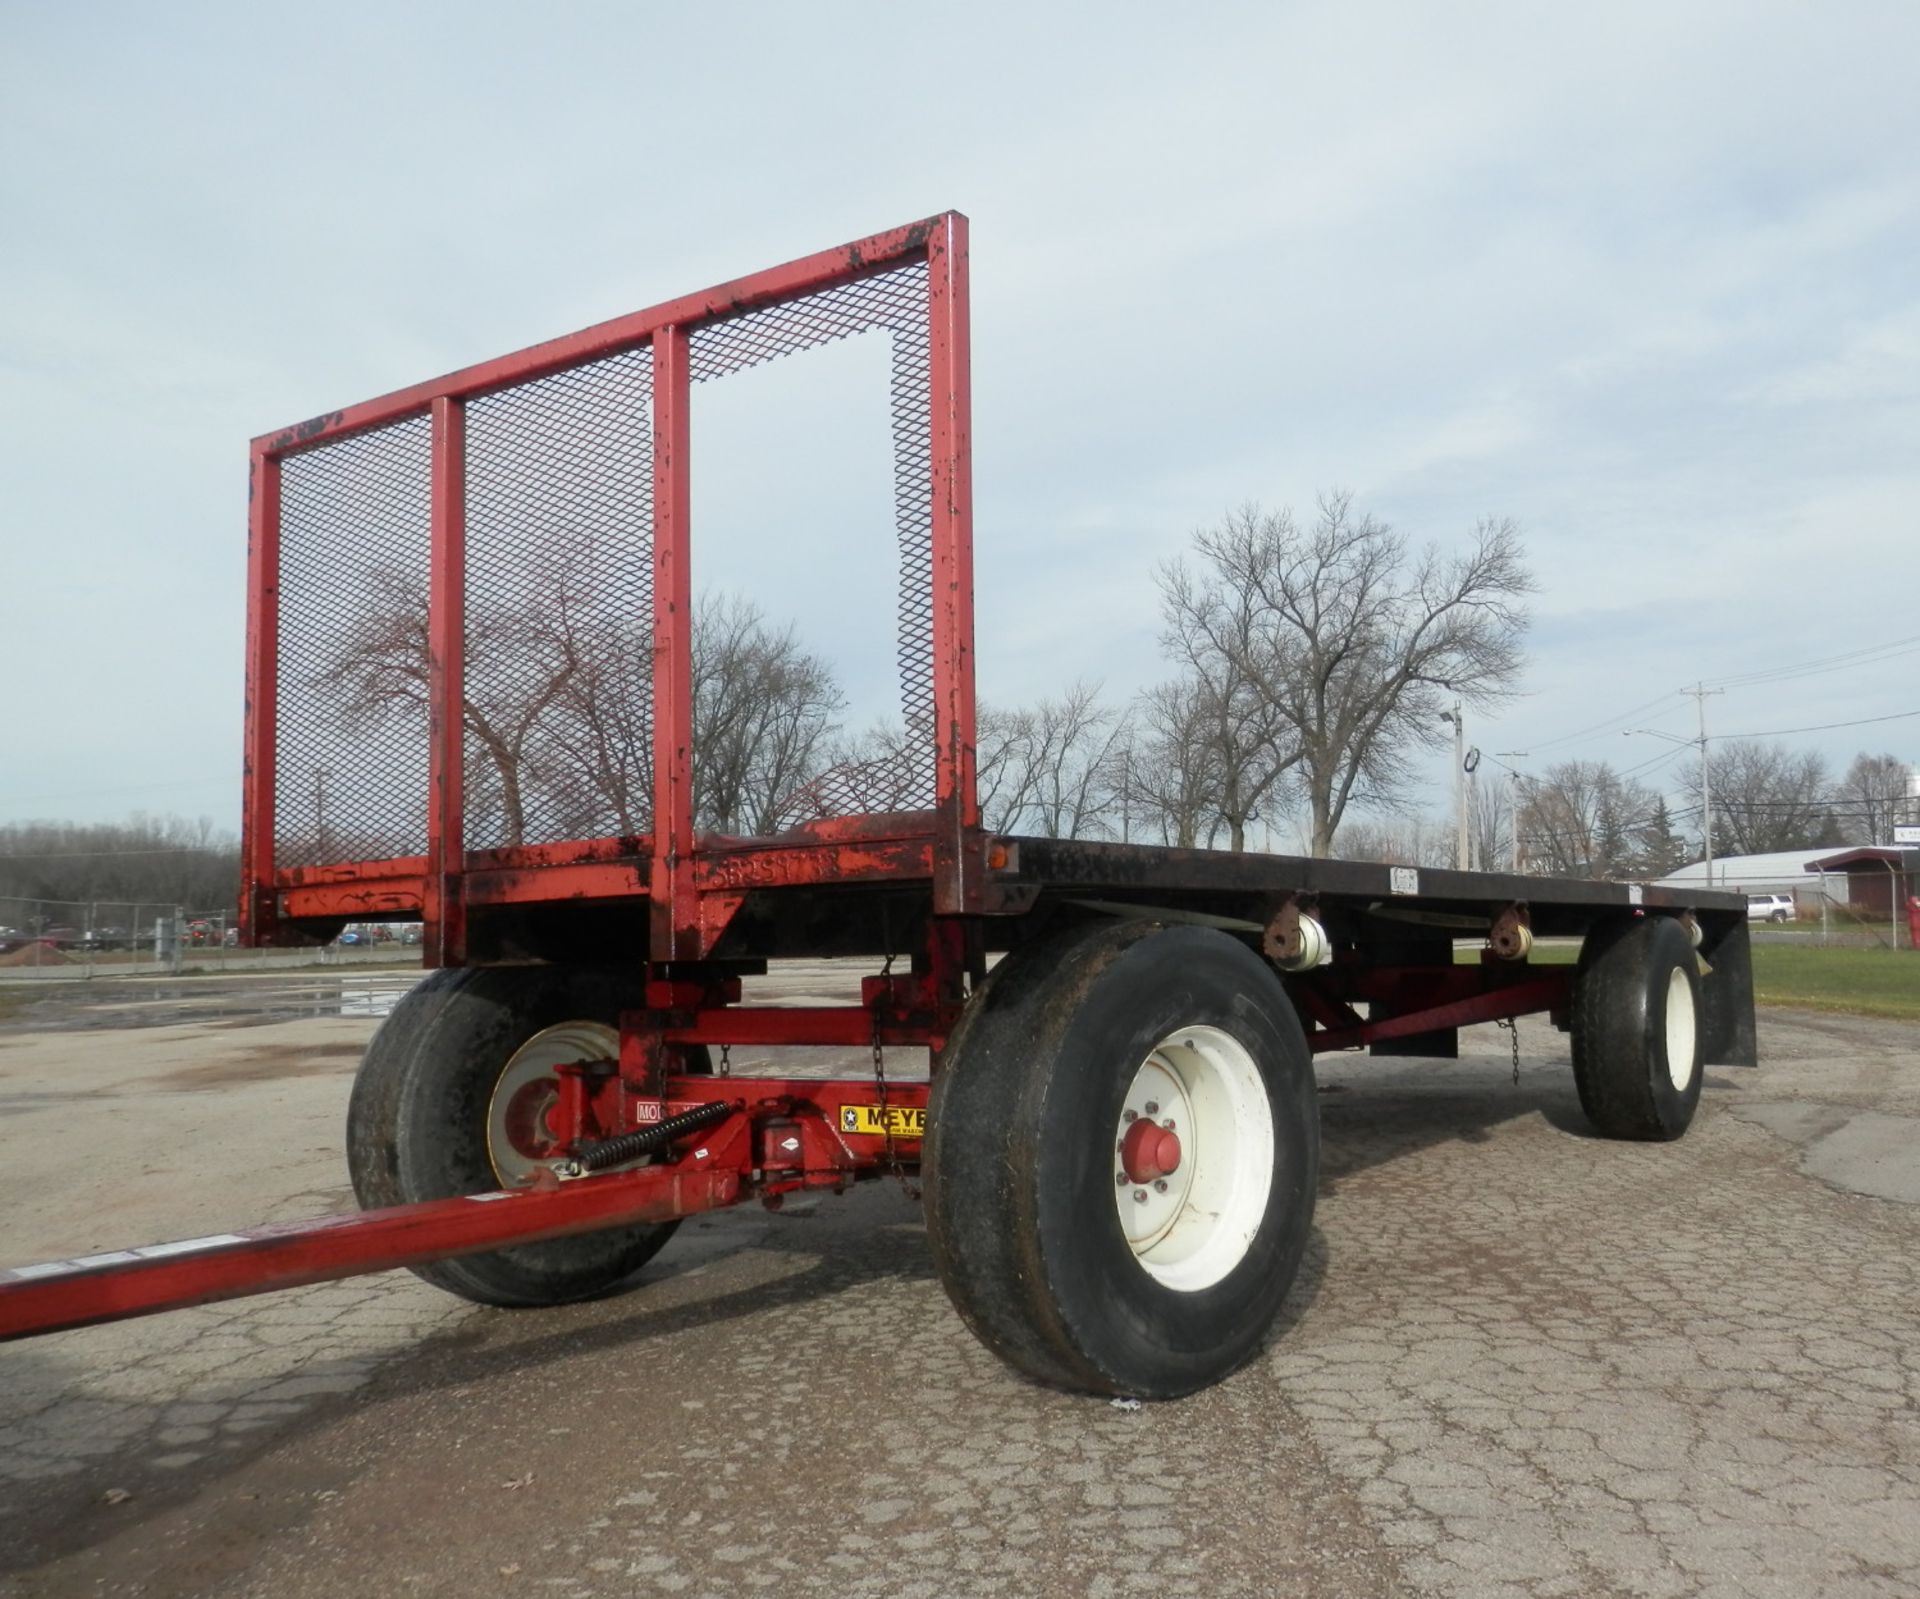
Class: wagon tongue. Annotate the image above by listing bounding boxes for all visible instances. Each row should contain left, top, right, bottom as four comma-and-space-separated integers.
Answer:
0, 1131, 747, 1344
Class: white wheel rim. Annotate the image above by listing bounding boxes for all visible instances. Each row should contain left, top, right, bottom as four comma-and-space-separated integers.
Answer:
1111, 1025, 1275, 1292
1663, 968, 1697, 1092
485, 1020, 618, 1186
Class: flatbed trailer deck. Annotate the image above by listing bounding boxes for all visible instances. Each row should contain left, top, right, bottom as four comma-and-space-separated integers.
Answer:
0, 213, 1754, 1397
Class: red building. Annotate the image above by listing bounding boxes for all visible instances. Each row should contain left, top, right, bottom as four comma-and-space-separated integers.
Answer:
1804, 847, 1920, 929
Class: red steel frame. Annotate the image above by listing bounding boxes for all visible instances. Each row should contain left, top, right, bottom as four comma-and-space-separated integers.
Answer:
240, 212, 976, 958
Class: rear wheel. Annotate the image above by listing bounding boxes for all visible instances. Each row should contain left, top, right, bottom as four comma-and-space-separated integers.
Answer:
1570, 917, 1703, 1141
346, 966, 705, 1308
924, 921, 1318, 1398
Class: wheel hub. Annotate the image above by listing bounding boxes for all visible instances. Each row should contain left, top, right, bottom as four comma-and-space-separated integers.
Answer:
1112, 1027, 1276, 1292
485, 1019, 619, 1186
498, 1079, 567, 1163
1119, 1118, 1182, 1183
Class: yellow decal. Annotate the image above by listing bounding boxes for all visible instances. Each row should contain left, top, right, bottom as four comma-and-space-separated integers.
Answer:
840, 1104, 926, 1138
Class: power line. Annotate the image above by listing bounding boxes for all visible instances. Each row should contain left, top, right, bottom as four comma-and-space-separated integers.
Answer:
1669, 799, 1852, 813
1618, 743, 1691, 781
1517, 630, 1920, 764
1721, 708, 1920, 739
1703, 632, 1920, 693
1526, 690, 1683, 755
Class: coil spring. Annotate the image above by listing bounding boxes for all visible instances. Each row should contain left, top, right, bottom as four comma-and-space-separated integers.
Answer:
571, 1099, 736, 1174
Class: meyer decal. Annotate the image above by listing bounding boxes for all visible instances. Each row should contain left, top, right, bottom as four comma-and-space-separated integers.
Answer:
840, 1105, 927, 1138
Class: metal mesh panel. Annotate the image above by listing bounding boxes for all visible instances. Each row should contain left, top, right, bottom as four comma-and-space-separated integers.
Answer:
463, 349, 655, 849
690, 259, 934, 822
275, 417, 433, 866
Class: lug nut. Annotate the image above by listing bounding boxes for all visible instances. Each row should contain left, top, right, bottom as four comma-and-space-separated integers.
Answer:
1122, 1109, 1138, 1123
1154, 1179, 1168, 1193
1116, 1172, 1129, 1186
1162, 1118, 1175, 1131
1143, 1101, 1159, 1115
1133, 1189, 1148, 1204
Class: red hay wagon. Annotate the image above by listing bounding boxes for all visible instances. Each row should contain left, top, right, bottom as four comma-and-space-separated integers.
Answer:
0, 213, 1755, 1397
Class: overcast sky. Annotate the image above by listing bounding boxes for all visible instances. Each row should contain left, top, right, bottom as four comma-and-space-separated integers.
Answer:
3, 1, 1917, 846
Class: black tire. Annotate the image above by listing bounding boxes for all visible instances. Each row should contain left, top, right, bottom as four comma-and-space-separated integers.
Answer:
1770, 910, 1788, 923
923, 921, 1318, 1399
1570, 917, 1703, 1141
346, 965, 703, 1308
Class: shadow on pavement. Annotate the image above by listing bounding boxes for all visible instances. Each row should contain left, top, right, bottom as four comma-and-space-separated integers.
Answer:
1315, 1060, 1596, 1192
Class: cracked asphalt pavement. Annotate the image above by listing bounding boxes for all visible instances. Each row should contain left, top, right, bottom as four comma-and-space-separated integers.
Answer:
1, 968, 1916, 1597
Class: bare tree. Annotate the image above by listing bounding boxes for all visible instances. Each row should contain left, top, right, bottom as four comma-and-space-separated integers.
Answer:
1331, 813, 1454, 867
1128, 678, 1223, 847
974, 702, 1041, 836
1835, 752, 1913, 844
1155, 556, 1299, 851
975, 681, 1130, 839
782, 717, 932, 825
538, 598, 654, 838
1024, 684, 1131, 840
1468, 772, 1511, 873
325, 568, 845, 845
1518, 760, 1661, 879
0, 815, 238, 916
1696, 740, 1836, 855
1159, 494, 1533, 856
324, 565, 583, 848
691, 593, 845, 835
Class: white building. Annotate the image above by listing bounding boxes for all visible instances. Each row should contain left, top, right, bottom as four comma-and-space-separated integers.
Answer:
1654, 848, 1864, 907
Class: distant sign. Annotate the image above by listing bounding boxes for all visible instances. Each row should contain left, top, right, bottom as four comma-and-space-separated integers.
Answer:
1894, 824, 1920, 845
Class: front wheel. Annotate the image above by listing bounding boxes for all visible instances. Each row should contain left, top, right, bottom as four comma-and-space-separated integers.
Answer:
346, 966, 704, 1308
924, 922, 1319, 1398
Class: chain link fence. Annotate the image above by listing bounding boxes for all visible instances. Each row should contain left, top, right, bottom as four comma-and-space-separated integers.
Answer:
0, 899, 419, 977
0, 900, 192, 974
1797, 866, 1919, 949
1714, 868, 1917, 948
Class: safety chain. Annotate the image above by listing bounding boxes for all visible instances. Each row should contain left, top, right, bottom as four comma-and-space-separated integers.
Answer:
718, 1043, 732, 1079
871, 954, 919, 1200
1497, 1016, 1520, 1086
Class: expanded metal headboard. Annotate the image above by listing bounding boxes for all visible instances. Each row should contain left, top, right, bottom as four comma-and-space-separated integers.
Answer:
243, 214, 977, 961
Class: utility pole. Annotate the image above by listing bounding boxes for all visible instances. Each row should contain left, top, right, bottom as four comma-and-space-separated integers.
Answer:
1496, 752, 1528, 874
1628, 684, 1722, 886
1685, 683, 1724, 889
1440, 701, 1468, 871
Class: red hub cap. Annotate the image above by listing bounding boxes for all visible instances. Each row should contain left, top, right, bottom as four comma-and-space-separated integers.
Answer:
1120, 1119, 1182, 1184
500, 1078, 565, 1161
